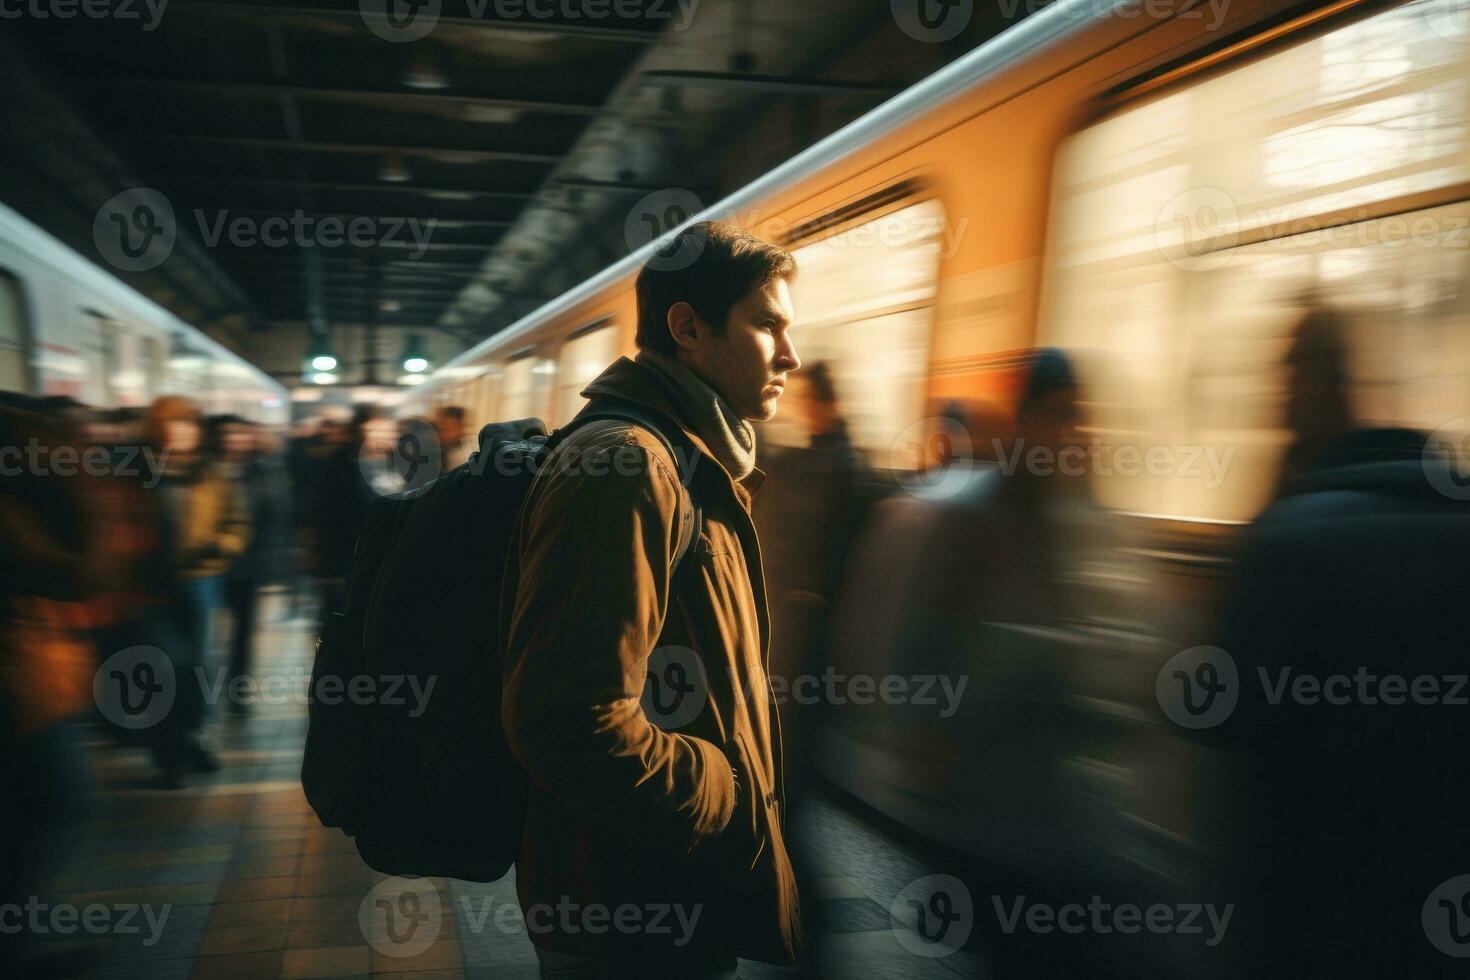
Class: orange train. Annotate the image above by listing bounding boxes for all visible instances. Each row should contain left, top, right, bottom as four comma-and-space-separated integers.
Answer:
408, 0, 1470, 920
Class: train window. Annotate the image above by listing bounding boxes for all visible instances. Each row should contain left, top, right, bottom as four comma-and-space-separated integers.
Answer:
768, 198, 944, 460
1041, 0, 1470, 523
0, 270, 29, 393
473, 371, 498, 432
498, 355, 536, 421
554, 320, 618, 426
82, 310, 121, 406
144, 335, 166, 399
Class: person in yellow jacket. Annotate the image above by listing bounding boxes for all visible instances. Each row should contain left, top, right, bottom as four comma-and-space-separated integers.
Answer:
141, 396, 251, 785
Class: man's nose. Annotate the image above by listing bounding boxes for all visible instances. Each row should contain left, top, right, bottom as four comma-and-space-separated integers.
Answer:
776, 334, 800, 373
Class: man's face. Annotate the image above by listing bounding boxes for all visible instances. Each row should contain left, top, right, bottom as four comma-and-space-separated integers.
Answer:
687, 278, 800, 422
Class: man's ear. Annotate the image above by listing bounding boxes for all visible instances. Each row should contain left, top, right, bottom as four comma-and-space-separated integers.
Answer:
667, 301, 700, 353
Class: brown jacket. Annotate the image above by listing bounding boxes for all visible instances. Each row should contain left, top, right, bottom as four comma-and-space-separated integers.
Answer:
164, 462, 252, 581
501, 357, 802, 965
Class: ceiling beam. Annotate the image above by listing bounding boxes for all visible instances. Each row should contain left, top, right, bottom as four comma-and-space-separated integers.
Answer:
167, 0, 665, 43
79, 78, 602, 116
106, 132, 563, 165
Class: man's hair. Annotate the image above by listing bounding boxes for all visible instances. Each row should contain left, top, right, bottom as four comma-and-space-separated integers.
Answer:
635, 221, 795, 357
436, 405, 466, 423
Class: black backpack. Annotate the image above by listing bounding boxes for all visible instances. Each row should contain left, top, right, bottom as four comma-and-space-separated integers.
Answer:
301, 400, 701, 881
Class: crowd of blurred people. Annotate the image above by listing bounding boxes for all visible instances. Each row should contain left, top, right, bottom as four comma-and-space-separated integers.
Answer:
0, 390, 475, 969
2, 313, 1467, 975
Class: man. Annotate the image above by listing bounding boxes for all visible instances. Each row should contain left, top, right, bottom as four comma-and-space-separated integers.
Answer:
501, 221, 802, 978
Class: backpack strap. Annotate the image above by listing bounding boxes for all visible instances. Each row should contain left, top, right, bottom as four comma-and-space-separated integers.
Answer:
552, 399, 703, 579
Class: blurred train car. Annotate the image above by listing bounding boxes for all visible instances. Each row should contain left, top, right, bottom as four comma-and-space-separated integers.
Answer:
403, 0, 1470, 931
0, 202, 288, 419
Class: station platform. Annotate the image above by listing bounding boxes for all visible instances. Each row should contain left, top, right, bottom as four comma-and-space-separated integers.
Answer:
31, 596, 975, 979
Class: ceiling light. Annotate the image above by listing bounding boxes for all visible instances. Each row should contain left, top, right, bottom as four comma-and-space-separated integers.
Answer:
378, 152, 412, 183
404, 56, 450, 91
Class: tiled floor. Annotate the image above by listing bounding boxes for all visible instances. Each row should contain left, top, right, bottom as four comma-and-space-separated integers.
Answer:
28, 596, 972, 979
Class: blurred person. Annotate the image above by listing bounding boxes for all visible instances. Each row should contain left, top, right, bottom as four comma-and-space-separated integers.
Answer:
310, 406, 384, 619
0, 394, 102, 975
755, 362, 863, 794
1268, 307, 1355, 504
1204, 312, 1470, 977
141, 397, 250, 784
285, 416, 323, 621
501, 221, 803, 976
432, 404, 469, 471
826, 353, 1158, 973
209, 415, 291, 713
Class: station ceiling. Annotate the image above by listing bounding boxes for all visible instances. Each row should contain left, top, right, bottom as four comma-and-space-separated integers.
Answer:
0, 0, 1011, 382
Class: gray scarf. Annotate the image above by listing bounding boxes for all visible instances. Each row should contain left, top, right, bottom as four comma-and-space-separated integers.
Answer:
634, 349, 757, 481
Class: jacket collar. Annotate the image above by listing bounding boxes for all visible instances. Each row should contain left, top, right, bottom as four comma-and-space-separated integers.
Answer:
580, 356, 765, 499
